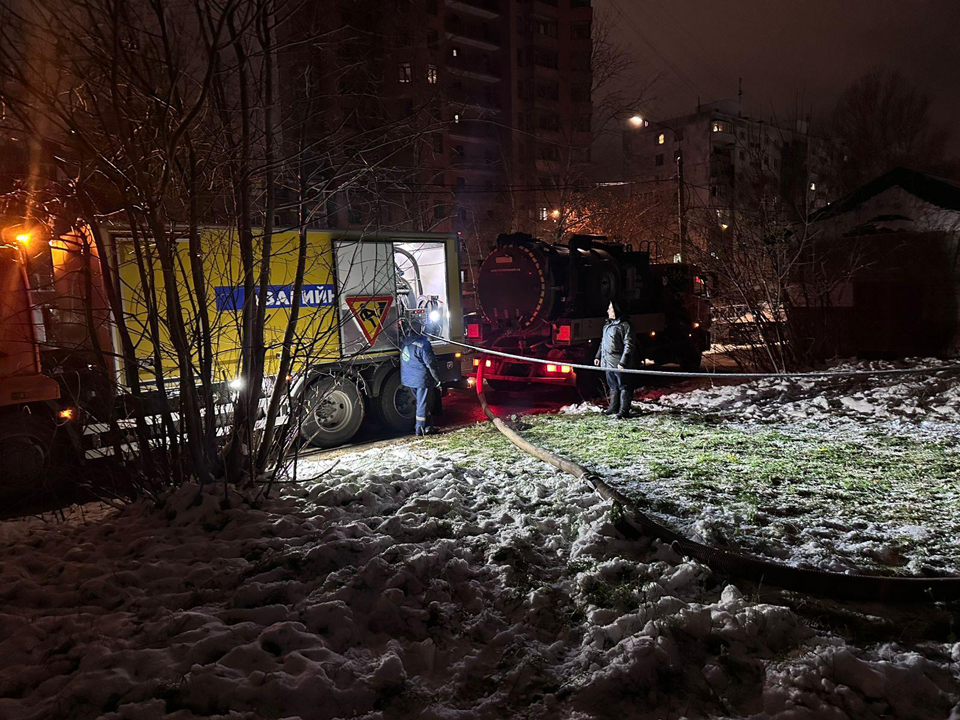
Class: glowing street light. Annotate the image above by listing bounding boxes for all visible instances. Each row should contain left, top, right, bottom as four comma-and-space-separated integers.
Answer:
629, 115, 644, 127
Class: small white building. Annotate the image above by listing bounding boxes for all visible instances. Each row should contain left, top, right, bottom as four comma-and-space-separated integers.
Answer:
790, 167, 960, 359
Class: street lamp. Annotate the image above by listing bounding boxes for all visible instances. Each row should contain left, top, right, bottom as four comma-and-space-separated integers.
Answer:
628, 114, 686, 262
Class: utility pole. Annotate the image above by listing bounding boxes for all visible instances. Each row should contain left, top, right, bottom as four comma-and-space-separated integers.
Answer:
628, 114, 686, 261
676, 148, 685, 262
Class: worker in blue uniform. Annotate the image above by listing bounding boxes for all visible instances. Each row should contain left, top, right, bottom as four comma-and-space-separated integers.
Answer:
400, 317, 442, 436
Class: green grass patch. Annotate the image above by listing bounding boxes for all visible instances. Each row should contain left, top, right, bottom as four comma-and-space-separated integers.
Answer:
415, 411, 960, 573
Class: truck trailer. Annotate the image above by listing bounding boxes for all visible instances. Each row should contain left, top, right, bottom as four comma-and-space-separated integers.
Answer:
0, 224, 464, 483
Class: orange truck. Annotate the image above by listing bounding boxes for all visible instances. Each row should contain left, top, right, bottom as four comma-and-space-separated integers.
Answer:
0, 229, 64, 483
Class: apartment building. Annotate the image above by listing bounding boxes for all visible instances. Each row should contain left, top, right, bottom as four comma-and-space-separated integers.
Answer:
622, 100, 835, 260
278, 0, 593, 289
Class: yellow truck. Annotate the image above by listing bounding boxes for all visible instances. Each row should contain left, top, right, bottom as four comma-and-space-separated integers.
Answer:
0, 225, 464, 480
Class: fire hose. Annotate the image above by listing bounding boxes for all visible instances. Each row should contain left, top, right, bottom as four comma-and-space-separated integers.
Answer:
466, 349, 960, 603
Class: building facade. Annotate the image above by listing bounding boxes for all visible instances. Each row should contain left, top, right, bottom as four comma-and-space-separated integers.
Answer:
622, 100, 834, 261
277, 0, 593, 301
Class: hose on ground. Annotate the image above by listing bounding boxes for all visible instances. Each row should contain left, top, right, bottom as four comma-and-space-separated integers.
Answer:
473, 363, 960, 603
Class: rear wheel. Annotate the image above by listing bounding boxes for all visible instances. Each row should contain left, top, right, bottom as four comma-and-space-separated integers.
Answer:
0, 411, 55, 488
299, 377, 364, 448
486, 378, 528, 392
680, 347, 703, 372
574, 370, 605, 400
373, 369, 417, 433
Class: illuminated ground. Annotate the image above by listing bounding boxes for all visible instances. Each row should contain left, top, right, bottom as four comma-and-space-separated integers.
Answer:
1, 360, 958, 719
421, 410, 960, 575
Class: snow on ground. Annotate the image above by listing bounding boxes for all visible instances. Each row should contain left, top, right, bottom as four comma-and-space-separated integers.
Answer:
642, 358, 960, 431
561, 359, 960, 575
612, 359, 960, 575
1, 360, 959, 719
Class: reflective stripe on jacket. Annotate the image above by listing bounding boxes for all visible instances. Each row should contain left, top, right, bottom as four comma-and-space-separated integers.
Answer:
595, 318, 636, 368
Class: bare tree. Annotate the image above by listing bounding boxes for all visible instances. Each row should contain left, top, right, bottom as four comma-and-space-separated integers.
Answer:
830, 66, 954, 191
0, 0, 443, 492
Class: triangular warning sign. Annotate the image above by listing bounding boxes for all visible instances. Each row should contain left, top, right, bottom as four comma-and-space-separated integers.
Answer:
346, 295, 393, 345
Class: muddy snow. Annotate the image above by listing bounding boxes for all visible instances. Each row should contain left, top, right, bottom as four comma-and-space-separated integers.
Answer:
1, 360, 959, 719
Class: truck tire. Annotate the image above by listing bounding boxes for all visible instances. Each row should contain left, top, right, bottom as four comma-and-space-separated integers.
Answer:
373, 369, 417, 433
0, 411, 55, 487
574, 370, 605, 400
680, 347, 703, 372
299, 376, 364, 448
486, 378, 528, 392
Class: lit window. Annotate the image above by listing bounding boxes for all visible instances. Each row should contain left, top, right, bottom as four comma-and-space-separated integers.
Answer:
427, 64, 438, 84
399, 63, 412, 83
452, 47, 459, 58
809, 182, 816, 191
453, 113, 460, 124
657, 133, 665, 145
538, 207, 548, 221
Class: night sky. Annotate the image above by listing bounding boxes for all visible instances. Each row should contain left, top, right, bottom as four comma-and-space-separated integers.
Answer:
600, 0, 960, 155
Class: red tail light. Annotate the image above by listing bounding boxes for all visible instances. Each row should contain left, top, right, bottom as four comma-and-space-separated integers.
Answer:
473, 358, 480, 367
546, 364, 558, 373
560, 365, 571, 373
466, 322, 481, 339
484, 359, 492, 368
555, 324, 571, 342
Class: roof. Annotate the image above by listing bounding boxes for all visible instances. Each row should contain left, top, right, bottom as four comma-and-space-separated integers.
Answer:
813, 167, 960, 223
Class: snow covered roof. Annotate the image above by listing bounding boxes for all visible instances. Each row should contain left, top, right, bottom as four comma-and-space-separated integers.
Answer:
812, 167, 960, 237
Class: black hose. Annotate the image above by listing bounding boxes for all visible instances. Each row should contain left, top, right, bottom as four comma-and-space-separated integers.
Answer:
473, 365, 960, 603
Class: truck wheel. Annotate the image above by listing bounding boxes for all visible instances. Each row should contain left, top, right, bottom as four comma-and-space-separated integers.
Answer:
486, 379, 527, 391
373, 369, 416, 433
574, 371, 604, 400
0, 412, 54, 487
680, 347, 703, 372
299, 377, 364, 448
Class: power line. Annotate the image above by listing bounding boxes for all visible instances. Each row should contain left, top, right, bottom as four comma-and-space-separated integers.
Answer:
605, 0, 705, 100
647, 0, 744, 102
337, 177, 717, 195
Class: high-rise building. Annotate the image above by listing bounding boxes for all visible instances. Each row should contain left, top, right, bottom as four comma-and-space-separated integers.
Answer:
277, 0, 593, 298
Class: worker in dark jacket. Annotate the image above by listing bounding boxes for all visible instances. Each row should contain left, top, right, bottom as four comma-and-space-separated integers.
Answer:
593, 301, 636, 419
400, 317, 442, 436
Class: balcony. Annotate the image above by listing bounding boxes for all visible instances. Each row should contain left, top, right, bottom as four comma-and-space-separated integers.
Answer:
445, 0, 500, 19
446, 60, 501, 84
451, 150, 502, 173
444, 20, 501, 51
448, 119, 500, 144
447, 87, 502, 114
